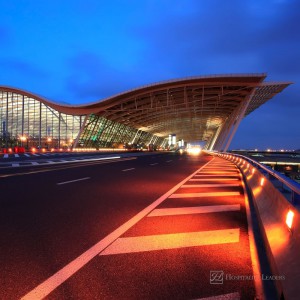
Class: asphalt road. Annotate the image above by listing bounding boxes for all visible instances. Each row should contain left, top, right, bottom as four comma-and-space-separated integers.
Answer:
0, 152, 258, 299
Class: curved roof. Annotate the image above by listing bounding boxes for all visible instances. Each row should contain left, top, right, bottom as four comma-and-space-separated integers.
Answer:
0, 74, 291, 143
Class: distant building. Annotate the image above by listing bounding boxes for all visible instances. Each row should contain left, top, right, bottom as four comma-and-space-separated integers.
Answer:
0, 74, 291, 151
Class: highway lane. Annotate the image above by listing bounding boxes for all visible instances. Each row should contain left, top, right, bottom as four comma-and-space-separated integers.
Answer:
1, 152, 213, 299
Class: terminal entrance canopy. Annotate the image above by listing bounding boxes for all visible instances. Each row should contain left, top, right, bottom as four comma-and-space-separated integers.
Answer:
0, 74, 291, 151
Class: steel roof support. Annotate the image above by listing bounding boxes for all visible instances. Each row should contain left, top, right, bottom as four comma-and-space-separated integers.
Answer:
222, 87, 257, 151
72, 114, 89, 149
206, 124, 223, 150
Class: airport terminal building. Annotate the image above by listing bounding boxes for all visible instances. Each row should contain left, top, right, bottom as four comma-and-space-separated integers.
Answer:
0, 74, 291, 151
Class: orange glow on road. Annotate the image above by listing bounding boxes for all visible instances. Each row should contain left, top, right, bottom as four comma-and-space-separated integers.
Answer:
100, 229, 240, 255
286, 210, 294, 229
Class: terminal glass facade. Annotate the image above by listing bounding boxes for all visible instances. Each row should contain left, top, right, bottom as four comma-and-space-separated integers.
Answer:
77, 114, 165, 149
0, 91, 82, 149
0, 91, 164, 150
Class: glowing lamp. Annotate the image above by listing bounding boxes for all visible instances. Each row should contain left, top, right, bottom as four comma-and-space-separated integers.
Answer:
260, 178, 265, 186
286, 210, 294, 230
252, 168, 255, 174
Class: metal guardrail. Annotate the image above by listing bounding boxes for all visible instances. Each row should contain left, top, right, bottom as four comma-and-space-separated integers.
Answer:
218, 152, 300, 205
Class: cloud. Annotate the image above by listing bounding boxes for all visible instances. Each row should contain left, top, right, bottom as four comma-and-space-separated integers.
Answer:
65, 52, 138, 102
130, 0, 300, 79
0, 58, 49, 79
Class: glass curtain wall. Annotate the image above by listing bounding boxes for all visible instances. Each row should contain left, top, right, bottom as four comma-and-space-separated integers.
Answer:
78, 114, 165, 150
0, 91, 81, 149
0, 91, 166, 151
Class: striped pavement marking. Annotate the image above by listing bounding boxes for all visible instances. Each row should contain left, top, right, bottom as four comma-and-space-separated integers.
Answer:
24, 154, 30, 157
12, 163, 20, 167
20, 160, 213, 300
148, 204, 240, 217
181, 183, 240, 188
169, 191, 240, 198
14, 154, 19, 157
203, 166, 237, 169
194, 174, 239, 177
200, 171, 239, 174
4, 154, 8, 158
203, 169, 237, 172
100, 228, 240, 255
189, 178, 239, 181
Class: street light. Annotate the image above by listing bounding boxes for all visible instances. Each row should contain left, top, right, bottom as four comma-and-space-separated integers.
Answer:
20, 135, 27, 147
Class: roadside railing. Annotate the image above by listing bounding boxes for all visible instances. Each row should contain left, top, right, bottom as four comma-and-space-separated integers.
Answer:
218, 152, 300, 206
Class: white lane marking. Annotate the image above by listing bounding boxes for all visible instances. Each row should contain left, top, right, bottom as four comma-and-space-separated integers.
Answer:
189, 178, 239, 181
169, 191, 240, 198
100, 228, 240, 255
31, 162, 39, 165
14, 154, 20, 158
166, 160, 172, 163
203, 166, 236, 168
150, 163, 158, 166
32, 154, 39, 156
4, 154, 8, 158
75, 156, 121, 162
203, 168, 237, 171
148, 204, 240, 217
57, 177, 90, 185
201, 171, 238, 174
196, 292, 240, 300
12, 163, 20, 167
194, 174, 239, 177
181, 183, 240, 188
24, 154, 30, 157
122, 168, 135, 172
20, 159, 213, 300
205, 165, 236, 168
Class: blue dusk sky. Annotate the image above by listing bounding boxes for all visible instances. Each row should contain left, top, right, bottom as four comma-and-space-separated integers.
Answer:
0, 0, 299, 150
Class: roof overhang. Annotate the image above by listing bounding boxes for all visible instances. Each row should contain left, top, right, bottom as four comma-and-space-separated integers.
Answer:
0, 74, 292, 146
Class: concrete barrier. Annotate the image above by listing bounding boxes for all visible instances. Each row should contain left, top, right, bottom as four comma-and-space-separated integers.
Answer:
222, 154, 300, 300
